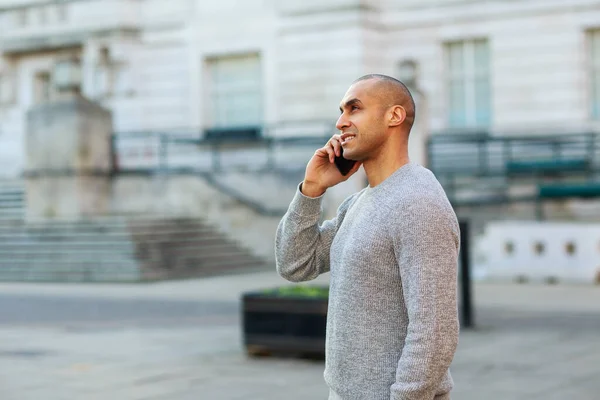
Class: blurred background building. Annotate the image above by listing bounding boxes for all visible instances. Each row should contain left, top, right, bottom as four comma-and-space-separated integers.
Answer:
2, 4, 600, 399
0, 0, 598, 176
0, 0, 600, 283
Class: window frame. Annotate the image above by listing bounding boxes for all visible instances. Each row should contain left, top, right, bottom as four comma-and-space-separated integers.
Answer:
205, 53, 263, 130
590, 30, 600, 121
445, 38, 491, 129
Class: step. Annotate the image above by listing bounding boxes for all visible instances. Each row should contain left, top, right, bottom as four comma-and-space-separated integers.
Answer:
0, 259, 139, 271
0, 197, 24, 205
0, 257, 138, 265
0, 211, 23, 216
164, 262, 268, 276
0, 220, 217, 231
0, 267, 141, 282
0, 235, 243, 248
0, 251, 260, 267
0, 240, 137, 248
0, 235, 231, 247
0, 218, 23, 224
0, 188, 24, 193
136, 238, 243, 249
0, 248, 257, 263
0, 260, 267, 281
0, 226, 218, 237
0, 204, 23, 209
0, 218, 24, 223
0, 251, 136, 259
0, 258, 263, 275
0, 196, 25, 204
0, 218, 197, 226
10, 217, 211, 226
0, 241, 239, 256
142, 252, 264, 268
140, 249, 261, 264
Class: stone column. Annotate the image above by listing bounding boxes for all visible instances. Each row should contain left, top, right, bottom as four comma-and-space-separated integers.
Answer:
408, 90, 429, 167
24, 57, 113, 221
399, 60, 430, 168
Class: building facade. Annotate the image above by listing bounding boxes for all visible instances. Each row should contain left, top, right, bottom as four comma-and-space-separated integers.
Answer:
0, 0, 599, 178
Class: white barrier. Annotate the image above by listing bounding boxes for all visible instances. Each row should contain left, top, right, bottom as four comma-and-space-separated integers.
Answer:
474, 221, 600, 284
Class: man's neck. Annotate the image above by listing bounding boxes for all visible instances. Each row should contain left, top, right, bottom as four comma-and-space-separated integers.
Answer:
363, 151, 410, 188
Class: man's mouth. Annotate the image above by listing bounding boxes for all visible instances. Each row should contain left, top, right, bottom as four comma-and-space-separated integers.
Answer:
341, 134, 355, 144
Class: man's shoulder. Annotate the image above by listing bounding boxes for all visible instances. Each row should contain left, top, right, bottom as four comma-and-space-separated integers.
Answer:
389, 164, 447, 200
385, 166, 454, 216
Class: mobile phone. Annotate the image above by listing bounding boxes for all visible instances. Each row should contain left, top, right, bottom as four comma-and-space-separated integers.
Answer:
334, 147, 356, 176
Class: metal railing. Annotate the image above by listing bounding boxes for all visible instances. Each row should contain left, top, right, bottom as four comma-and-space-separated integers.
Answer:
112, 129, 600, 213
113, 129, 600, 176
111, 124, 337, 175
110, 125, 336, 216
427, 132, 600, 179
427, 132, 600, 217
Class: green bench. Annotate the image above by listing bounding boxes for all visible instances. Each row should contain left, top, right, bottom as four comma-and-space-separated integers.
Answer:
506, 158, 590, 175
538, 183, 600, 199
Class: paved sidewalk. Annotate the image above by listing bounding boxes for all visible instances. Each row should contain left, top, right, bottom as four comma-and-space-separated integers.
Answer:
1, 272, 600, 399
2, 270, 600, 312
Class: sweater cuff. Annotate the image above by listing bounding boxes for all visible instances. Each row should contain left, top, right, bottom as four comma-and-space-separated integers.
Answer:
288, 182, 324, 217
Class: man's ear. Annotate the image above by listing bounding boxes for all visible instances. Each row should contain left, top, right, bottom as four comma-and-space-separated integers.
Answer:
388, 105, 406, 127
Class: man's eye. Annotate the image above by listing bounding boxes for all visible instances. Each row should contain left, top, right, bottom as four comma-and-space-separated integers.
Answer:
351, 106, 359, 111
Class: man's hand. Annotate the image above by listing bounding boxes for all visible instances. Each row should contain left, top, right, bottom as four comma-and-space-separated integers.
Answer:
301, 134, 362, 197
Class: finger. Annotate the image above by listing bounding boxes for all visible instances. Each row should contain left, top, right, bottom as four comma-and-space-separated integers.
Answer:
316, 146, 334, 163
330, 135, 342, 157
315, 147, 329, 158
324, 146, 335, 163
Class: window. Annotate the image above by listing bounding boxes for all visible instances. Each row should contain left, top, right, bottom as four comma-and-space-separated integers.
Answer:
591, 30, 600, 120
112, 64, 131, 95
446, 39, 491, 128
94, 47, 132, 98
207, 53, 262, 128
34, 71, 51, 104
0, 74, 15, 105
94, 48, 111, 97
15, 8, 28, 27
0, 75, 8, 104
57, 3, 68, 22
38, 6, 47, 24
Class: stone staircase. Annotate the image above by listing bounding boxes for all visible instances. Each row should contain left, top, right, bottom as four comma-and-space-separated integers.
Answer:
0, 181, 25, 221
0, 182, 268, 282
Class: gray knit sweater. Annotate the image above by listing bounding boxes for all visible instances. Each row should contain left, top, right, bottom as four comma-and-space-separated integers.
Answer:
275, 163, 460, 400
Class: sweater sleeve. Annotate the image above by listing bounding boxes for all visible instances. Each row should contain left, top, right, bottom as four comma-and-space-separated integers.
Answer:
275, 184, 358, 283
390, 198, 460, 400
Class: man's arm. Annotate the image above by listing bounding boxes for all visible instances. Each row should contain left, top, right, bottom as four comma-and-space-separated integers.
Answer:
275, 184, 357, 282
275, 133, 362, 282
390, 200, 460, 399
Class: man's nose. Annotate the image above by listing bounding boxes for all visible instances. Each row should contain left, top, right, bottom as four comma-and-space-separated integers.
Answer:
336, 114, 350, 131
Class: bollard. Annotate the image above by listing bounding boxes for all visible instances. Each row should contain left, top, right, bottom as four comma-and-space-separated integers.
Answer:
459, 220, 474, 329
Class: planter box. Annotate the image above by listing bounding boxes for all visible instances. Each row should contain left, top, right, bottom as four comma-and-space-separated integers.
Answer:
241, 285, 328, 358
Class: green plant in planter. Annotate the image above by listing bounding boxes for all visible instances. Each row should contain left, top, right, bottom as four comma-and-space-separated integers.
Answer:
261, 285, 329, 299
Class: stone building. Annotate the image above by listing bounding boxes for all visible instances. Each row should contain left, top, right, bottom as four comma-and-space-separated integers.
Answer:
0, 0, 599, 178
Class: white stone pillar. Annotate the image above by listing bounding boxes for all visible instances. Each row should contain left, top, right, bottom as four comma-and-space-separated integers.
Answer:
408, 91, 429, 167
24, 58, 113, 220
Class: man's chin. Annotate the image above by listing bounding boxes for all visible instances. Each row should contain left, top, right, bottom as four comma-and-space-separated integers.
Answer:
341, 148, 357, 160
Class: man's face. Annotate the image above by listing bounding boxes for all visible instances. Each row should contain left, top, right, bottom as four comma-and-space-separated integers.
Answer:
335, 80, 388, 161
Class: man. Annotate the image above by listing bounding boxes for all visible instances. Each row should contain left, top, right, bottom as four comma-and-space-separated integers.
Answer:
275, 74, 460, 399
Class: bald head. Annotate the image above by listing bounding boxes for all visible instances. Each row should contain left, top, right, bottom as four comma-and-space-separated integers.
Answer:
353, 74, 416, 131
